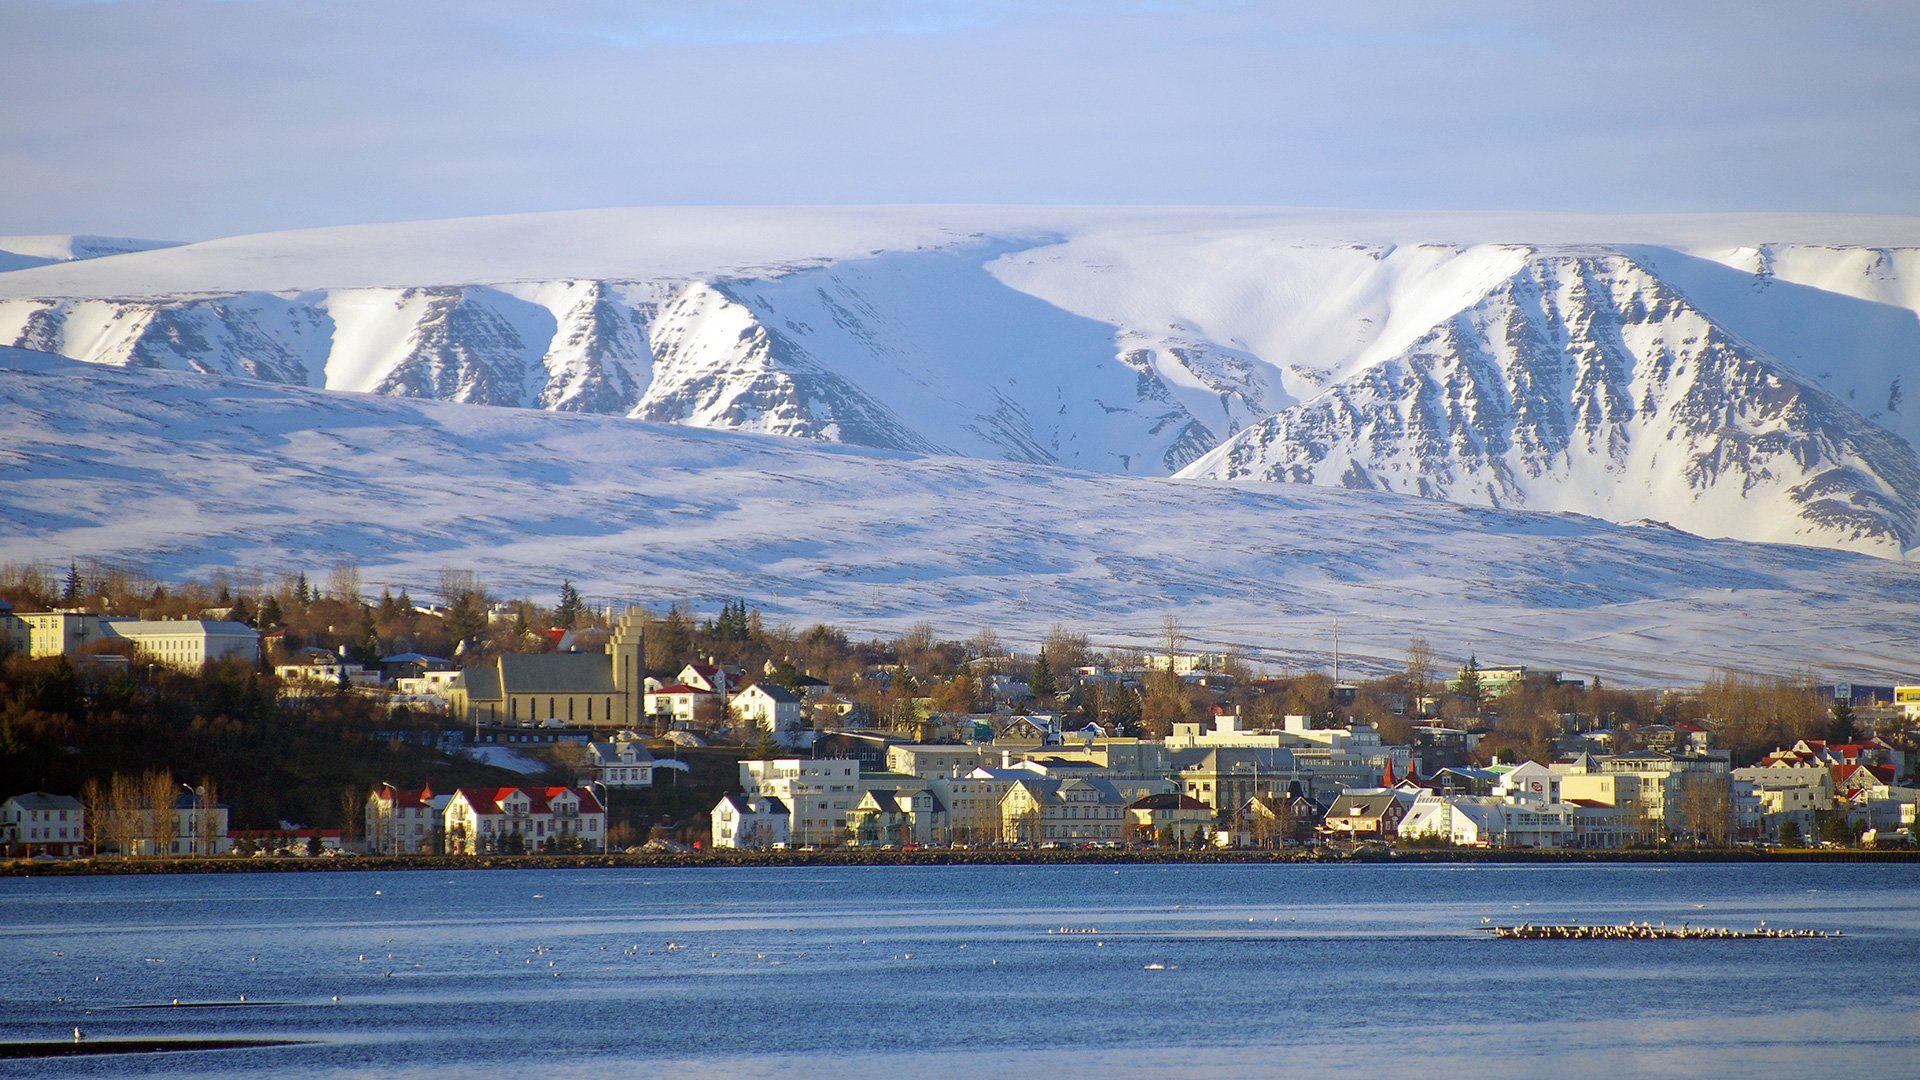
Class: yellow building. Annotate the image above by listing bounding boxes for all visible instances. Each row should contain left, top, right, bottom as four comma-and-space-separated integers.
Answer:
0, 605, 258, 670
447, 607, 645, 729
1895, 685, 1920, 721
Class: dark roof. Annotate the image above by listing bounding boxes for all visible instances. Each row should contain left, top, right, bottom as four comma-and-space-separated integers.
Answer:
1129, 792, 1211, 812
462, 666, 502, 701
746, 682, 802, 703
381, 652, 450, 665
5, 791, 81, 811
1327, 792, 1399, 817
497, 652, 616, 695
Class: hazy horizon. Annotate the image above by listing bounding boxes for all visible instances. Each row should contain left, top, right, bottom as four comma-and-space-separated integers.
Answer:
2, 1, 1917, 238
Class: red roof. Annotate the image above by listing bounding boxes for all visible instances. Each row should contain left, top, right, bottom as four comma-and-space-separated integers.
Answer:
452, 785, 602, 816
648, 683, 711, 696
374, 785, 433, 808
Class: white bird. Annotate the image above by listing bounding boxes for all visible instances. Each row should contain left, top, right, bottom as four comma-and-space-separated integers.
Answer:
73, 1027, 83, 1042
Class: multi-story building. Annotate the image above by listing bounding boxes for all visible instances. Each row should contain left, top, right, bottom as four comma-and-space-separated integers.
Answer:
846, 786, 947, 846
740, 758, 860, 846
587, 739, 655, 788
365, 785, 453, 854
1, 792, 86, 856
999, 776, 1127, 846
443, 786, 605, 854
0, 608, 259, 670
712, 794, 791, 849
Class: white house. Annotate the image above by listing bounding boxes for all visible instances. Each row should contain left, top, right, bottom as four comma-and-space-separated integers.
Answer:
678, 662, 743, 696
1397, 794, 1504, 847
1, 792, 86, 856
276, 659, 384, 689
1491, 761, 1561, 805
711, 793, 792, 849
644, 683, 717, 724
731, 683, 811, 748
444, 786, 606, 854
365, 785, 452, 854
739, 758, 860, 846
588, 739, 655, 788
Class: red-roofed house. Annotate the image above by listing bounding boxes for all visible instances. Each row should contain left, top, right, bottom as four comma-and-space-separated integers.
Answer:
677, 661, 742, 696
444, 785, 606, 854
365, 785, 451, 855
645, 682, 717, 723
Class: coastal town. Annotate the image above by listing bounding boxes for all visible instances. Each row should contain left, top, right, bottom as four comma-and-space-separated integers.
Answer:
2, 565, 1917, 862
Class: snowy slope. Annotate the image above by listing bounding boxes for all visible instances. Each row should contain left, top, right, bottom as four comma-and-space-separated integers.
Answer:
0, 234, 182, 274
2, 207, 1917, 550
3, 346, 1918, 686
1178, 250, 1920, 557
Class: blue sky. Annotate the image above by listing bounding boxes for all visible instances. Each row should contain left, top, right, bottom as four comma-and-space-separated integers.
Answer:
1, 0, 1915, 238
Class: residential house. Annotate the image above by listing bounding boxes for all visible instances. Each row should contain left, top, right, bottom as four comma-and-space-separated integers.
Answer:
846, 787, 947, 846
644, 682, 718, 724
1127, 792, 1215, 846
732, 682, 812, 748
1, 792, 85, 856
588, 739, 655, 788
712, 794, 792, 850
1229, 789, 1320, 847
678, 661, 743, 696
444, 786, 606, 854
365, 785, 452, 854
1320, 791, 1407, 841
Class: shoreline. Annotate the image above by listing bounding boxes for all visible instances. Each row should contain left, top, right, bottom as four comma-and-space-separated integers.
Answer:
5, 847, 1918, 876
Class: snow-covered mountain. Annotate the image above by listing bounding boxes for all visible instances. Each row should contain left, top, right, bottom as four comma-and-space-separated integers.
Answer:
4, 345, 1918, 685
1178, 249, 1920, 555
0, 234, 182, 274
2, 208, 1917, 554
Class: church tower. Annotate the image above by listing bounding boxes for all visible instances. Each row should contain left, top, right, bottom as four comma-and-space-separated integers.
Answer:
608, 606, 646, 730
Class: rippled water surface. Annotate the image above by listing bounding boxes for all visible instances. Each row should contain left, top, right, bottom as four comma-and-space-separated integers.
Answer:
3, 863, 1917, 1078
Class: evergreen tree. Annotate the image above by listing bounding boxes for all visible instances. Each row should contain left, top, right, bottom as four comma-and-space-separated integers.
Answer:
294, 571, 311, 608
1455, 655, 1483, 709
259, 596, 284, 628
378, 588, 399, 620
556, 580, 582, 628
231, 596, 254, 627
446, 590, 486, 646
1109, 686, 1143, 737
350, 605, 381, 666
396, 588, 413, 612
1828, 700, 1858, 743
1031, 649, 1057, 702
61, 561, 81, 604
217, 583, 232, 605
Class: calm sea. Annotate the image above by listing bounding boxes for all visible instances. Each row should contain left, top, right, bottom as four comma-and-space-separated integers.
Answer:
2, 863, 1916, 1078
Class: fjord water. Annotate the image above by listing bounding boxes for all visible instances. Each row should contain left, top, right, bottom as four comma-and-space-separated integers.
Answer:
2, 864, 1916, 1078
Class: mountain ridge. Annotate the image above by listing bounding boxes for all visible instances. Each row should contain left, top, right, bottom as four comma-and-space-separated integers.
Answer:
2, 208, 1917, 555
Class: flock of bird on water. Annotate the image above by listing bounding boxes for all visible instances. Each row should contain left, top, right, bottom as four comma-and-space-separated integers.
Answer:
48, 885, 1842, 1047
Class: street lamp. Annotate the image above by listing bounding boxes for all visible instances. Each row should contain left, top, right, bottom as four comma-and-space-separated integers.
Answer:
179, 783, 198, 856
588, 779, 610, 855
378, 781, 395, 855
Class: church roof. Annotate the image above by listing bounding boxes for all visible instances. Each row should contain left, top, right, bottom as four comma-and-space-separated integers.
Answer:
497, 651, 616, 694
